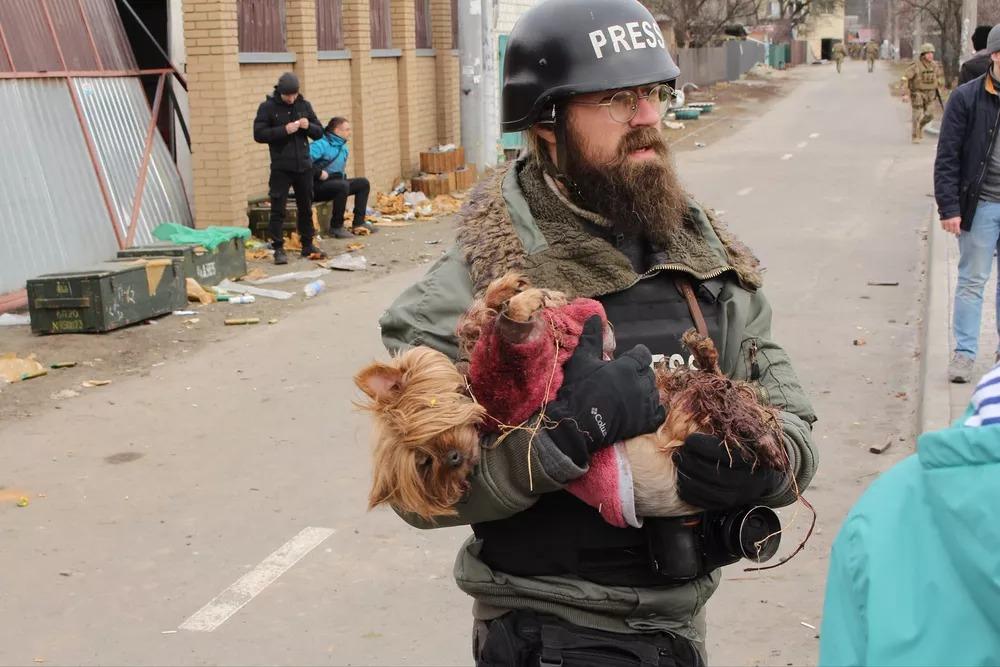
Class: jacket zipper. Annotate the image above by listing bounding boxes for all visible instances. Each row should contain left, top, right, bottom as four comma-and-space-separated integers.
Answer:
596, 262, 732, 297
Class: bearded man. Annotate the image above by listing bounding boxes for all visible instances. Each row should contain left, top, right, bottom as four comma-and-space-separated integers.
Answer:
378, 0, 817, 664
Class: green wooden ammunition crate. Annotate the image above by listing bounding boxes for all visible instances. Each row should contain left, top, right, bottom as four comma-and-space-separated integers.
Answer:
26, 258, 186, 334
116, 238, 247, 287
247, 200, 333, 237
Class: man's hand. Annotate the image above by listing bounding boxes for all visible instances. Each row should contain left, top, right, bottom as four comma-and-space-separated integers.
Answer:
298, 117, 309, 129
673, 433, 783, 510
941, 216, 961, 235
319, 170, 329, 181
545, 317, 665, 466
285, 121, 299, 135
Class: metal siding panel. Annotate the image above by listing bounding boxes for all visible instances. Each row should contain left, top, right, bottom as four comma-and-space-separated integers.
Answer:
0, 0, 64, 72
73, 77, 192, 247
239, 0, 288, 53
0, 80, 117, 294
80, 0, 137, 71
48, 0, 100, 71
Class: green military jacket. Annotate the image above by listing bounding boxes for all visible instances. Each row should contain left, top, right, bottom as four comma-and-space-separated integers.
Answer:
378, 157, 818, 647
904, 58, 945, 95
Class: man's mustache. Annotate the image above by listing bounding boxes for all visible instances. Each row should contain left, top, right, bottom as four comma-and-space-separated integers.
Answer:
615, 127, 669, 161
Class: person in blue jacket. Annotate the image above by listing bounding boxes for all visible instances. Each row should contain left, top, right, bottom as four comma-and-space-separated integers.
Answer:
819, 362, 1000, 667
309, 117, 374, 239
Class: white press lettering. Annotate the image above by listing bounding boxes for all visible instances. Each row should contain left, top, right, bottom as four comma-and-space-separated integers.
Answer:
589, 29, 609, 59
626, 22, 646, 49
608, 25, 631, 53
642, 21, 658, 48
653, 23, 666, 48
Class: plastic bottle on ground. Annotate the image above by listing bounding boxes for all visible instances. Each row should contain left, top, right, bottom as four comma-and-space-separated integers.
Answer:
303, 280, 325, 298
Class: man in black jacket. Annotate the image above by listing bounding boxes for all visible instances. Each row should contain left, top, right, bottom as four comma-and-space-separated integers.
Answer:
960, 26, 993, 85
935, 25, 1000, 382
253, 72, 326, 265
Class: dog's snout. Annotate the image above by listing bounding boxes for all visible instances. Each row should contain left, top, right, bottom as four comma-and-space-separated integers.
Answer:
446, 449, 464, 468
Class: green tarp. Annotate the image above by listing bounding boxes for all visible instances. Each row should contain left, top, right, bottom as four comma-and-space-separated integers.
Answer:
152, 223, 250, 250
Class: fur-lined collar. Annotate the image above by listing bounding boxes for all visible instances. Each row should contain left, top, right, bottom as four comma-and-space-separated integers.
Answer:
456, 157, 763, 297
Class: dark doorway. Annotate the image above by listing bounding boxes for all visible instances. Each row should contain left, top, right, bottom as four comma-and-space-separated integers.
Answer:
115, 0, 174, 151
821, 38, 836, 61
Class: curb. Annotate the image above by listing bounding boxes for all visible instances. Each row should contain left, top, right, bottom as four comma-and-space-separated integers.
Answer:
918, 205, 952, 434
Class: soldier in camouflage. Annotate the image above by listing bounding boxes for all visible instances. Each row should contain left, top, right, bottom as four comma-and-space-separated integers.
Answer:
903, 43, 946, 143
865, 40, 880, 72
832, 41, 848, 74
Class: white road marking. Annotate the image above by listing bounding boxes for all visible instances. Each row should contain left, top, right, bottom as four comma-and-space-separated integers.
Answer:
781, 153, 794, 160
796, 141, 808, 149
737, 187, 753, 196
179, 526, 335, 632
809, 132, 821, 139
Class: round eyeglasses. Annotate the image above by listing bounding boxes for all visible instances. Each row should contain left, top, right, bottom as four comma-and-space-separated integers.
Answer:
570, 84, 677, 124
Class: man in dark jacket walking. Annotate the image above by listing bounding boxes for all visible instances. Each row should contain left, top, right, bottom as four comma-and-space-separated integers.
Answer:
935, 24, 1000, 382
253, 72, 326, 265
959, 25, 993, 85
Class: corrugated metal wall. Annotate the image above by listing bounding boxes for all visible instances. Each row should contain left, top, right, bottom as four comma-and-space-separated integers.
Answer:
0, 0, 136, 73
0, 80, 118, 294
74, 77, 193, 246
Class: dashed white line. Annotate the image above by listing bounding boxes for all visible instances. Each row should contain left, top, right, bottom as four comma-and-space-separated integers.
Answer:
179, 526, 335, 632
797, 141, 808, 149
737, 187, 753, 196
781, 153, 794, 160
809, 133, 821, 139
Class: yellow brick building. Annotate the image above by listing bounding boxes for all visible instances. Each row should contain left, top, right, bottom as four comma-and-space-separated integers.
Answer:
183, 0, 460, 228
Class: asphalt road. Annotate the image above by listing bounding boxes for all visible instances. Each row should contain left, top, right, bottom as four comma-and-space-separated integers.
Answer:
0, 59, 935, 667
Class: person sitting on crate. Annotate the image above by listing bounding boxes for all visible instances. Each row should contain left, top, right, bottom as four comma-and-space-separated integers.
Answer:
253, 72, 328, 265
310, 117, 375, 238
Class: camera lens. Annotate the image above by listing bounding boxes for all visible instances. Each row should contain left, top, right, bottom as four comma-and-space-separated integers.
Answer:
734, 506, 781, 562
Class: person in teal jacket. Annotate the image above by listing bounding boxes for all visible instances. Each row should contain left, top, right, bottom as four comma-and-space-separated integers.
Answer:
819, 363, 1000, 666
309, 117, 374, 238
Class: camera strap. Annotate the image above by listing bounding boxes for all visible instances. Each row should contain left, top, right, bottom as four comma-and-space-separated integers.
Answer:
673, 278, 709, 337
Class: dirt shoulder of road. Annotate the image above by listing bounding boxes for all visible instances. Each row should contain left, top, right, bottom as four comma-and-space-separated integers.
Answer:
0, 70, 798, 423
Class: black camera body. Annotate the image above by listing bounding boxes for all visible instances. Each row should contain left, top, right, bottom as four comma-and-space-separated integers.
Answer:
645, 506, 781, 581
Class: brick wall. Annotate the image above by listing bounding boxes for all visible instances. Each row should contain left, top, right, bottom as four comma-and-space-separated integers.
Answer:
183, 0, 458, 227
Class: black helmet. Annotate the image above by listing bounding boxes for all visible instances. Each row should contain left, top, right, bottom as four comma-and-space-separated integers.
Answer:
501, 0, 680, 132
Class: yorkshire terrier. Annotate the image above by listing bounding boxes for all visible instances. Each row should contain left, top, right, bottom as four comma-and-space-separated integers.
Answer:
355, 272, 787, 524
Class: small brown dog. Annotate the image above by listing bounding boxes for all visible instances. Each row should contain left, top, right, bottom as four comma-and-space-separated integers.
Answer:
354, 346, 484, 520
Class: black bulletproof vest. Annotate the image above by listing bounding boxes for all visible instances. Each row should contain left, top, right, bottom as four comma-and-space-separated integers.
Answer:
472, 271, 727, 586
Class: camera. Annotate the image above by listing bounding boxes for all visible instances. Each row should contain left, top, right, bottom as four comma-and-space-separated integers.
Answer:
645, 506, 781, 581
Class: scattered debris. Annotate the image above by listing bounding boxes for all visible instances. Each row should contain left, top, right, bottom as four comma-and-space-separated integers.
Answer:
172, 310, 197, 316
224, 318, 260, 326
186, 278, 215, 305
403, 191, 430, 207
50, 389, 81, 400
425, 239, 441, 245
50, 361, 77, 369
432, 195, 463, 214
869, 437, 893, 455
853, 339, 866, 346
81, 380, 112, 388
694, 142, 707, 148
664, 121, 686, 130
346, 242, 366, 252
0, 313, 30, 326
247, 268, 325, 285
800, 622, 817, 631
376, 192, 407, 215
16, 496, 29, 508
244, 267, 269, 281
285, 233, 304, 251
183, 318, 200, 325
368, 220, 414, 228
0, 353, 48, 384
324, 254, 368, 272
268, 318, 279, 325
351, 225, 371, 236
246, 249, 271, 261
228, 295, 255, 305
866, 280, 899, 287
161, 630, 178, 635
216, 279, 292, 301
303, 280, 326, 298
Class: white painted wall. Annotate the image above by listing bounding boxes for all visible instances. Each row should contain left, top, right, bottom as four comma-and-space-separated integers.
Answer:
169, 0, 193, 213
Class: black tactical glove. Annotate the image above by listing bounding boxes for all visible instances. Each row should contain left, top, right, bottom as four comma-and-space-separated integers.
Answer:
673, 433, 784, 510
545, 316, 666, 466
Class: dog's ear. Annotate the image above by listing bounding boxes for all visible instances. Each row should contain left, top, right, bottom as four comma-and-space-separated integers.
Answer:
354, 362, 404, 403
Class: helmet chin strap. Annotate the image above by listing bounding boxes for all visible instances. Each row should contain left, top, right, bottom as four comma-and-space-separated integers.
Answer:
540, 103, 585, 202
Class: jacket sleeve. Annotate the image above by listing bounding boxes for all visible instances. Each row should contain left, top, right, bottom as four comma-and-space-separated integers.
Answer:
253, 102, 285, 144
304, 102, 324, 140
379, 246, 588, 529
818, 515, 870, 666
934, 88, 967, 220
735, 288, 818, 508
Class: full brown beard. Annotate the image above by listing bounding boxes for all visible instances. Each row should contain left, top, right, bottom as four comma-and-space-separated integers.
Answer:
563, 124, 689, 247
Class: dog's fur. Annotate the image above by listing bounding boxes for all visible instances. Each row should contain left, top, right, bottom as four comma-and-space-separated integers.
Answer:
354, 347, 484, 520
356, 273, 786, 522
